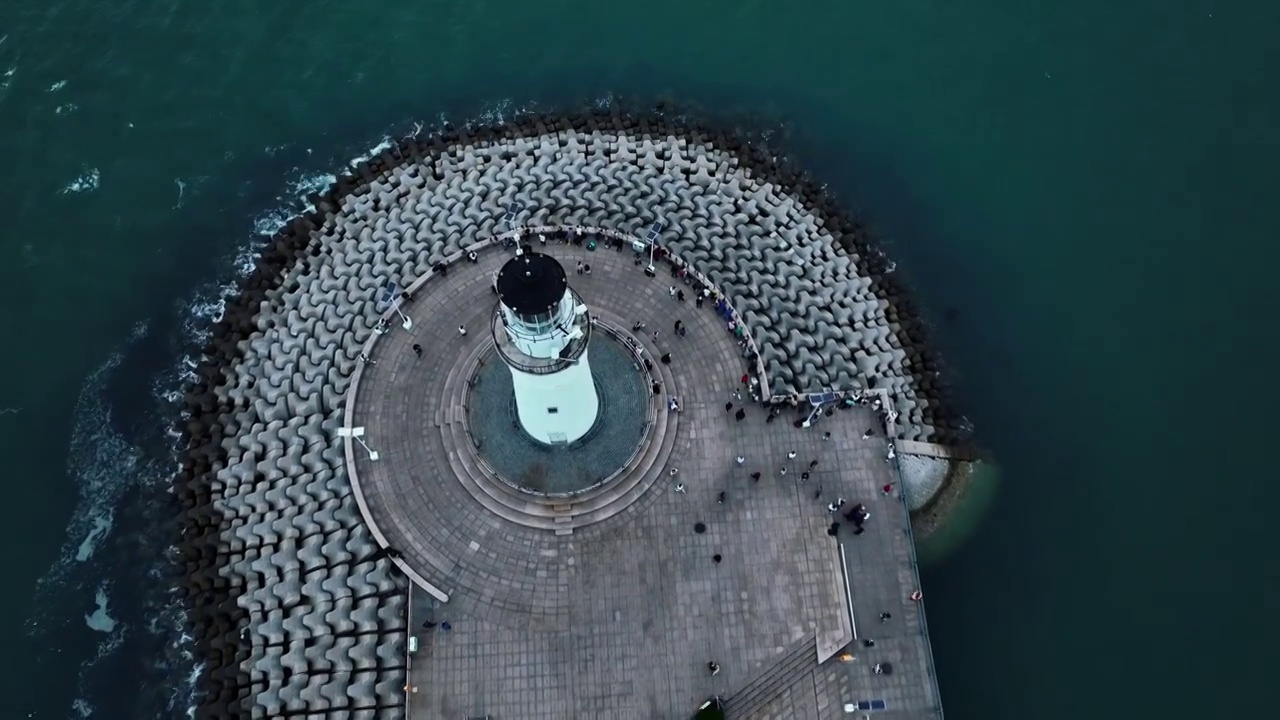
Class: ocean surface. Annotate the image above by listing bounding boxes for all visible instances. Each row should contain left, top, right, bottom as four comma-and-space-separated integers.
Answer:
1, 1, 1276, 718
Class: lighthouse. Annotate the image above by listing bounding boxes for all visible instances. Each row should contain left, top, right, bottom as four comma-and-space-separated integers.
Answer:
491, 248, 600, 445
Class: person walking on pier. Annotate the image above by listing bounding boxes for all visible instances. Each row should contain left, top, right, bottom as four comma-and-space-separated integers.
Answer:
675, 483, 685, 493
734, 408, 746, 422
708, 661, 720, 675
717, 491, 726, 504
725, 402, 734, 413
749, 471, 761, 482
660, 353, 671, 364
457, 324, 467, 336
412, 343, 423, 357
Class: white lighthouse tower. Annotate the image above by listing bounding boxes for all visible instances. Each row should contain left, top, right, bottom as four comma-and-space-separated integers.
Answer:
491, 247, 599, 445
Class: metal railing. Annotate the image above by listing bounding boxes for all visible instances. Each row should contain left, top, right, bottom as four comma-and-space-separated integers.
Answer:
488, 290, 593, 376
890, 451, 947, 719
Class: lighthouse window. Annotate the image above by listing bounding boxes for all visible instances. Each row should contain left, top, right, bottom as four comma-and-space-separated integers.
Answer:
547, 407, 559, 414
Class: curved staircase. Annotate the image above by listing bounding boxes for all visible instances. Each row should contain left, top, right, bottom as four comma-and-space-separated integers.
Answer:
439, 314, 679, 533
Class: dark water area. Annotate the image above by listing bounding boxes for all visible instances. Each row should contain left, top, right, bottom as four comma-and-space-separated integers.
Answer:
2, 1, 1277, 718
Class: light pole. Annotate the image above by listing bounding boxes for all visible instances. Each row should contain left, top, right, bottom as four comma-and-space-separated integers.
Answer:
393, 304, 412, 330
338, 426, 379, 461
645, 219, 665, 276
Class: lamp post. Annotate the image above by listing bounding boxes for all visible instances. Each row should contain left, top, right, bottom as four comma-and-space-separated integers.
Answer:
645, 219, 665, 276
393, 304, 412, 330
338, 426, 379, 461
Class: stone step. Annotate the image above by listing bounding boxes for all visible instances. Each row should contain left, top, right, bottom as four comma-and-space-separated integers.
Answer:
555, 396, 667, 517
555, 344, 676, 527
442, 421, 561, 531
434, 310, 680, 532
723, 636, 817, 720
438, 354, 559, 515
565, 405, 675, 528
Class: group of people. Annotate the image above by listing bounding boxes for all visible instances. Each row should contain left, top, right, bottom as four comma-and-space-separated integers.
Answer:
826, 500, 871, 537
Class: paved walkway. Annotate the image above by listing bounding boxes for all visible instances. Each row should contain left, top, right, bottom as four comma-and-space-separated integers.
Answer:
347, 239, 939, 719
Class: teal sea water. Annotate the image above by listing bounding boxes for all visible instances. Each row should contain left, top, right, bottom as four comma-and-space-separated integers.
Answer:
2, 1, 1276, 718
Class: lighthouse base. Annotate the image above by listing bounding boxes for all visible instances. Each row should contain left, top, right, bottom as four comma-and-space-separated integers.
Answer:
466, 330, 651, 497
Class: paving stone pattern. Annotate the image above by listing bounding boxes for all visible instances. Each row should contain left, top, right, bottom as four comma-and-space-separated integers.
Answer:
350, 244, 939, 719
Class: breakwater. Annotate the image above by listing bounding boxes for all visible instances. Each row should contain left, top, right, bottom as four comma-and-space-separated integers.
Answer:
176, 106, 968, 717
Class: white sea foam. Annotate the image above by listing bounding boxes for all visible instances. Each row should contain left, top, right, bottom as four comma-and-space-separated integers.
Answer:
0, 66, 16, 102
48, 79, 66, 92
70, 615, 127, 717
471, 97, 535, 126
61, 167, 100, 194
75, 514, 112, 562
248, 132, 400, 237
84, 586, 117, 633
34, 323, 148, 592
56, 103, 78, 115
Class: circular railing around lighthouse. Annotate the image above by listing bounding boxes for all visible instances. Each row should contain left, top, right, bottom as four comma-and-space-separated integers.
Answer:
489, 287, 593, 375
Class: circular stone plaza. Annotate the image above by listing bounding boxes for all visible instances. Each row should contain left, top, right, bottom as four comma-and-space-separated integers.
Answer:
177, 111, 963, 720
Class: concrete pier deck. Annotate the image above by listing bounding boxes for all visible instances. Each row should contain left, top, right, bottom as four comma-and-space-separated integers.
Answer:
346, 241, 943, 719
